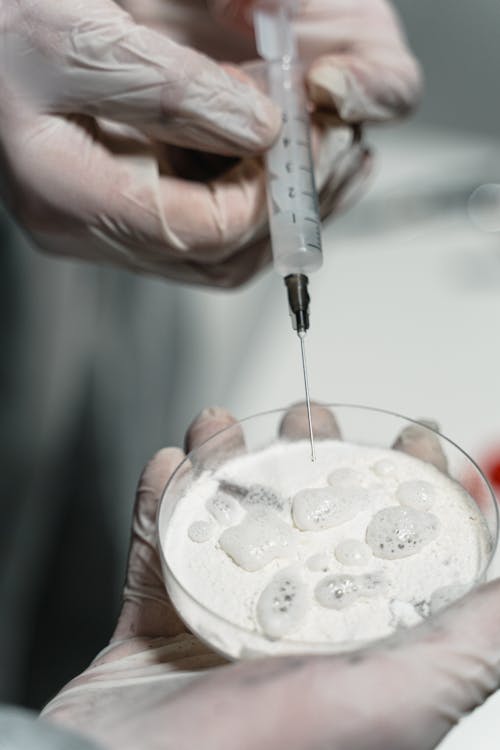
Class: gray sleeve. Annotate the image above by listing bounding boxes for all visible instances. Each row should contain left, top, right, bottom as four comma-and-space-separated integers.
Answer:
0, 705, 104, 750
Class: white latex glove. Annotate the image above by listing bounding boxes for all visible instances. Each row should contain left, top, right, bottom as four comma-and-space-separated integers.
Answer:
42, 405, 500, 750
0, 0, 420, 287
118, 0, 422, 218
208, 0, 421, 122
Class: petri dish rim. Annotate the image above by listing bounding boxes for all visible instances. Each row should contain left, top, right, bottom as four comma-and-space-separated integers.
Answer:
157, 403, 499, 656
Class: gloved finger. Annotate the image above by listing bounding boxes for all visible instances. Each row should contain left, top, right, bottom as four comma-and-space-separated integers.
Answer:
310, 121, 359, 191
5, 110, 272, 266
156, 158, 269, 262
130, 234, 272, 289
185, 578, 500, 750
1, 110, 273, 275
91, 119, 370, 273
312, 121, 373, 220
156, 119, 370, 263
5, 0, 281, 156
303, 0, 422, 122
111, 447, 188, 643
97, 121, 366, 277
209, 0, 289, 30
309, 578, 500, 750
278, 402, 341, 440
43, 577, 500, 750
185, 407, 240, 451
155, 118, 370, 263
318, 143, 373, 221
29, 209, 272, 290
392, 419, 449, 473
211, 0, 422, 123
184, 407, 246, 470
5, 108, 367, 286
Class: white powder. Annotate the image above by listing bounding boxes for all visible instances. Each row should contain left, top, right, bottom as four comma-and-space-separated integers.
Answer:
163, 439, 492, 657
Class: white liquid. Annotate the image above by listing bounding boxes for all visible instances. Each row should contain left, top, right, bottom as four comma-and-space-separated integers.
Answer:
163, 440, 491, 655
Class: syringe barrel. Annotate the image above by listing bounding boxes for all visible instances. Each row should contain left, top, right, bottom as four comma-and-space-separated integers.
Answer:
262, 60, 322, 277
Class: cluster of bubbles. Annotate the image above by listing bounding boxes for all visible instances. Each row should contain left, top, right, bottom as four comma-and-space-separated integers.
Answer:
185, 460, 458, 639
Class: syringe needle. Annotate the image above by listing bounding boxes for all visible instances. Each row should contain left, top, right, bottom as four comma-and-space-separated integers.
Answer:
298, 330, 315, 462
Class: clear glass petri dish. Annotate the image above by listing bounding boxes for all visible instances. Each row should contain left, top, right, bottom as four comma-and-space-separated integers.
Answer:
157, 404, 498, 660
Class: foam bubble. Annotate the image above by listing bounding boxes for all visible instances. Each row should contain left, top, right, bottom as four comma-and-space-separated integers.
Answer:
207, 493, 242, 526
315, 572, 385, 610
366, 507, 440, 559
396, 480, 435, 511
256, 567, 309, 638
292, 485, 368, 531
219, 510, 294, 571
306, 553, 331, 572
335, 539, 372, 566
188, 520, 215, 543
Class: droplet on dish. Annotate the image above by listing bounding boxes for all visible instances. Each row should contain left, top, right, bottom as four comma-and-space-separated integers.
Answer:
335, 539, 372, 566
219, 510, 294, 571
315, 572, 385, 610
256, 567, 309, 638
292, 485, 368, 531
207, 493, 242, 526
188, 520, 215, 543
366, 506, 440, 559
396, 480, 435, 511
306, 553, 331, 572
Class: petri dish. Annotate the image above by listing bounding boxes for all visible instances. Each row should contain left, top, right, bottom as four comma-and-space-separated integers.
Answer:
157, 404, 498, 660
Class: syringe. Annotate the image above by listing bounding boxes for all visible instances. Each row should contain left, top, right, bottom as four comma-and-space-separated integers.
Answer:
253, 1, 322, 461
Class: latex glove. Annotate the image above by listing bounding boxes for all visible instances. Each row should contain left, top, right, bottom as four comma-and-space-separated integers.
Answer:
0, 0, 420, 288
119, 0, 422, 217
0, 0, 282, 287
42, 405, 500, 750
119, 0, 421, 123
209, 0, 422, 122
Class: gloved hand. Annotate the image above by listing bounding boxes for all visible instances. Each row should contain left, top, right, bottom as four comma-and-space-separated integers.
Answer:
0, 0, 420, 287
42, 404, 500, 750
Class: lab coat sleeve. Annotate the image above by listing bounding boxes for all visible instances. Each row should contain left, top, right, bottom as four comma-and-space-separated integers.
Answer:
0, 705, 104, 750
